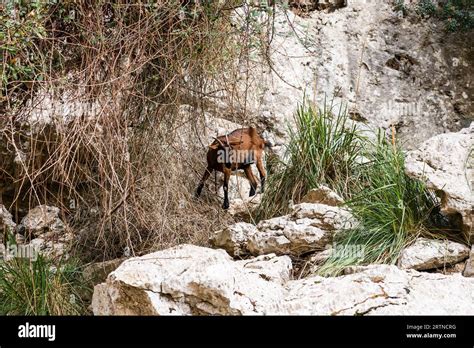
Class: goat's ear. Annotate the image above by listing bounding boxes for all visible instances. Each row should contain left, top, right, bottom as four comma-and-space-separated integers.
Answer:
209, 143, 220, 150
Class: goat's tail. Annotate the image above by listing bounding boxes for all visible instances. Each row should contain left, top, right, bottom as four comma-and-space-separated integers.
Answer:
248, 126, 257, 140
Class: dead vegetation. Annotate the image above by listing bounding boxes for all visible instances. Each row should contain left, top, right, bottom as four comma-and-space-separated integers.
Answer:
0, 1, 276, 262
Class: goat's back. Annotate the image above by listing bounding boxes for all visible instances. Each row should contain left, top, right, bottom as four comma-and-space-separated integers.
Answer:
214, 127, 264, 150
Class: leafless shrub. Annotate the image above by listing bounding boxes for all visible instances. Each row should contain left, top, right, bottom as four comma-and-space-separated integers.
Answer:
0, 1, 276, 261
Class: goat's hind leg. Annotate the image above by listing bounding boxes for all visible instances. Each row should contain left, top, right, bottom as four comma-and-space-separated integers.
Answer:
243, 165, 258, 197
256, 155, 267, 193
222, 167, 231, 209
195, 167, 212, 198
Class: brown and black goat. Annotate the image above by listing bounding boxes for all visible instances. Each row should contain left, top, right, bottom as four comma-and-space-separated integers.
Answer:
195, 127, 271, 209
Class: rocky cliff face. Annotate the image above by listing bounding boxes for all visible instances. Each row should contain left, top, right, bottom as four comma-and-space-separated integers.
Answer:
243, 1, 472, 149
3, 1, 472, 200
405, 123, 473, 241
2, 1, 473, 317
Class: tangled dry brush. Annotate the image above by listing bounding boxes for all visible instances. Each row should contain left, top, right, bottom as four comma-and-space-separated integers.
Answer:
0, 1, 277, 261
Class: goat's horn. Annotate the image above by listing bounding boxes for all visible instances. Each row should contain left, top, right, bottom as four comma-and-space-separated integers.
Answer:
212, 137, 226, 147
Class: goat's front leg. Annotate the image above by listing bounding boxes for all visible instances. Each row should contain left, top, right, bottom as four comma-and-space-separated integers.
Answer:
256, 154, 267, 193
195, 167, 212, 198
222, 167, 231, 209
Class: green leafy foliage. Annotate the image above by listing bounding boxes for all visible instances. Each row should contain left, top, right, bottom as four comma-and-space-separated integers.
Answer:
395, 0, 474, 31
0, 0, 52, 100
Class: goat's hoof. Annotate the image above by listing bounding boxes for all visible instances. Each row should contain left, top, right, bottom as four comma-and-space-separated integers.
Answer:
222, 202, 230, 209
195, 185, 203, 198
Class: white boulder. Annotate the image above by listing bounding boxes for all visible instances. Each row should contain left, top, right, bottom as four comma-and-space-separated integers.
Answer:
405, 124, 474, 241
398, 238, 470, 271
92, 246, 474, 315
92, 245, 288, 315
211, 201, 355, 256
464, 246, 474, 278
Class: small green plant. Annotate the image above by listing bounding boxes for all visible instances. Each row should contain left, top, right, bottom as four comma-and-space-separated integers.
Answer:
417, 0, 438, 16
440, 0, 474, 31
416, 0, 473, 31
0, 0, 51, 101
317, 134, 439, 276
394, 0, 409, 16
257, 98, 363, 220
0, 255, 89, 315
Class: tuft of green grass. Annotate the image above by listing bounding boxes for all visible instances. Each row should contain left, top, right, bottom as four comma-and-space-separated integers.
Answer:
256, 96, 444, 275
317, 134, 439, 276
0, 255, 89, 315
257, 98, 363, 220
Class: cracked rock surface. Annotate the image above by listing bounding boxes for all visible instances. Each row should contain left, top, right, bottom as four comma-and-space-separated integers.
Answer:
405, 123, 474, 241
210, 202, 356, 256
464, 246, 474, 278
92, 245, 474, 315
397, 238, 470, 271
92, 245, 288, 315
238, 2, 474, 151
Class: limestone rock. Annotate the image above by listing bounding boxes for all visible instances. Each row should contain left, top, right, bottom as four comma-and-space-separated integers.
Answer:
405, 124, 474, 241
300, 185, 344, 206
83, 258, 126, 285
290, 203, 356, 230
397, 238, 470, 271
19, 205, 65, 238
92, 246, 474, 315
92, 245, 287, 315
27, 230, 73, 259
226, 193, 262, 219
236, 253, 293, 284
464, 246, 474, 278
211, 200, 354, 256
